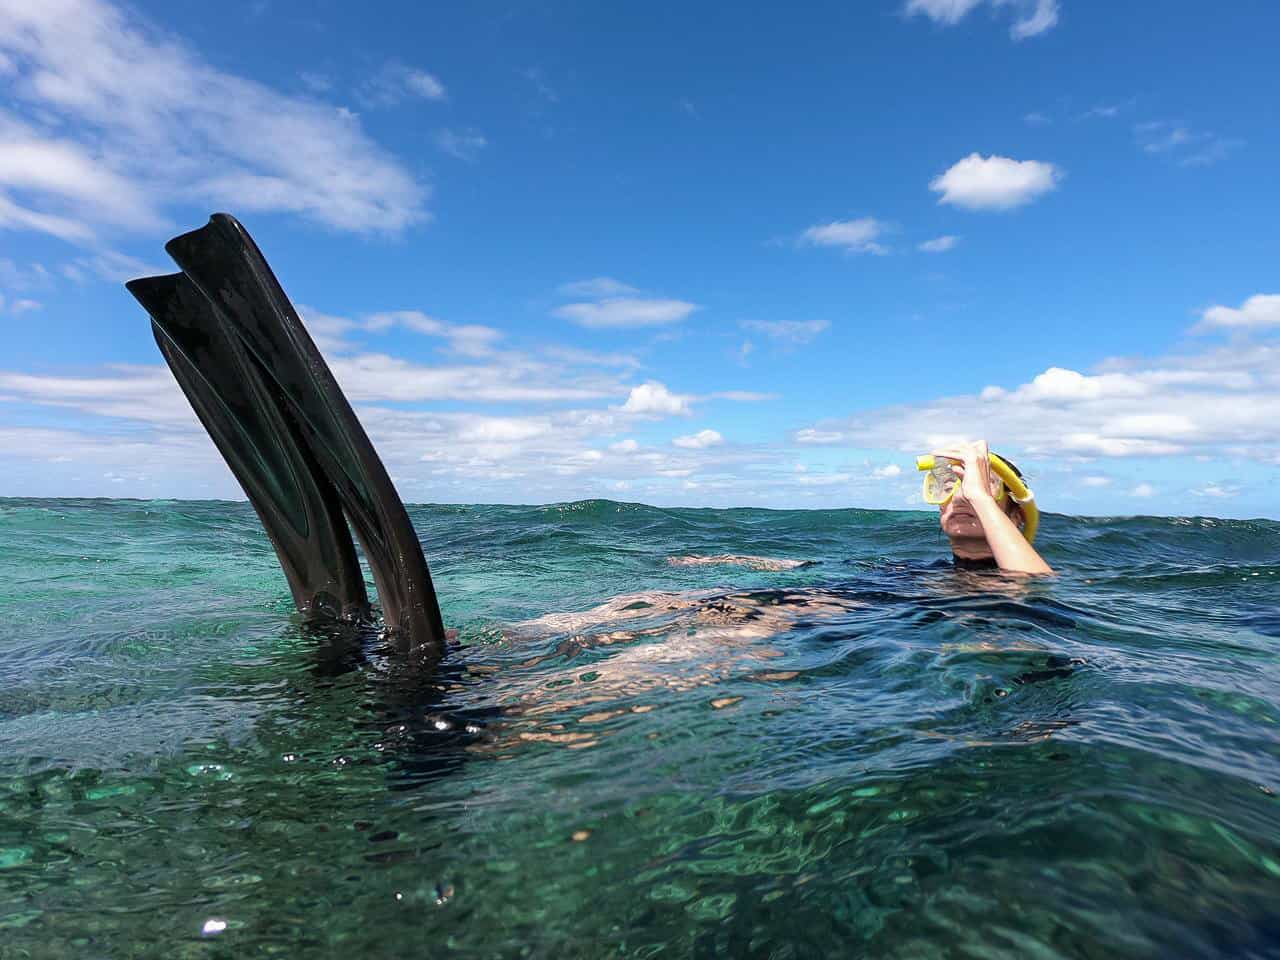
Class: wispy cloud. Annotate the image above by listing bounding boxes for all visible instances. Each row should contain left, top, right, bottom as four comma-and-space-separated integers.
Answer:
0, 0, 427, 238
556, 298, 698, 329
918, 235, 960, 253
523, 67, 559, 103
1134, 121, 1243, 167
434, 127, 488, 161
1078, 98, 1136, 121
800, 218, 889, 254
740, 319, 830, 345
904, 0, 1060, 39
930, 154, 1061, 210
360, 62, 447, 106
558, 277, 639, 299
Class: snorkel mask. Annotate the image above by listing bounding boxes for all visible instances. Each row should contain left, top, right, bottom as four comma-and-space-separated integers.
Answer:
916, 453, 1040, 544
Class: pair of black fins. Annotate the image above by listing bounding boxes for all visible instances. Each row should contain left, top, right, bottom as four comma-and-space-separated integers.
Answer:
126, 214, 446, 661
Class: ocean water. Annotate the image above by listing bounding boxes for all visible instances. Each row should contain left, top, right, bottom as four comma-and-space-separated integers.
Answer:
1, 497, 1278, 958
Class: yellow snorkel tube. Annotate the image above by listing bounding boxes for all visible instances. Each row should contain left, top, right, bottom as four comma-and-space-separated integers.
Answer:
916, 453, 1040, 544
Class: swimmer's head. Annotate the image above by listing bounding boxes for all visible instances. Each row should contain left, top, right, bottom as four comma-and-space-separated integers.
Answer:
938, 454, 1026, 560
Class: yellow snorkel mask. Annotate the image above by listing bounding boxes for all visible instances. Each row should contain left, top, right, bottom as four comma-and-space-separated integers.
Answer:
916, 452, 1040, 544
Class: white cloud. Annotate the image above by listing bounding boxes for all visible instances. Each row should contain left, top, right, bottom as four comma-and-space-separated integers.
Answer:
1024, 112, 1052, 127
673, 429, 723, 449
930, 154, 1061, 211
71, 249, 167, 283
801, 218, 888, 254
711, 390, 776, 403
0, 0, 426, 237
1130, 483, 1156, 498
555, 297, 697, 329
619, 381, 692, 417
1082, 475, 1112, 487
1134, 121, 1243, 168
434, 128, 487, 161
904, 0, 1059, 38
918, 235, 960, 253
795, 428, 845, 444
796, 472, 852, 486
456, 417, 551, 444
360, 63, 447, 106
559, 277, 639, 299
740, 319, 830, 344
1198, 294, 1280, 332
792, 337, 1280, 463
363, 310, 502, 357
610, 438, 638, 453
873, 463, 902, 478
1191, 482, 1239, 499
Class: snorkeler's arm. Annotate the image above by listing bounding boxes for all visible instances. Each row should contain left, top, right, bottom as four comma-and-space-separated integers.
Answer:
940, 442, 1054, 576
968, 494, 1054, 575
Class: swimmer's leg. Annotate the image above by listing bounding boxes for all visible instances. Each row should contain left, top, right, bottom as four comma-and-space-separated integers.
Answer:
126, 214, 446, 660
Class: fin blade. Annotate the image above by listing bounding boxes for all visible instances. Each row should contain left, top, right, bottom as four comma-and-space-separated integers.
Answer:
126, 272, 370, 621
162, 214, 446, 656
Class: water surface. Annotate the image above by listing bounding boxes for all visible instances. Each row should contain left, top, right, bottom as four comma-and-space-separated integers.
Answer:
1, 498, 1278, 957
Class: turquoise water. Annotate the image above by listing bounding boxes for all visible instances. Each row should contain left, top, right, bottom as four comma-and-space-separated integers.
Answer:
2, 497, 1278, 957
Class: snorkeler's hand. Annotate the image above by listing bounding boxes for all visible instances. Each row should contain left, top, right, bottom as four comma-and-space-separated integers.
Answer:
932, 440, 997, 505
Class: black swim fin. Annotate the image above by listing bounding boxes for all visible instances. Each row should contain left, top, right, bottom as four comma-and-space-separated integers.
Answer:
126, 214, 446, 660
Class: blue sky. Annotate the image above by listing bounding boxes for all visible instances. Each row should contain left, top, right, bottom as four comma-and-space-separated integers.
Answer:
1, 0, 1278, 516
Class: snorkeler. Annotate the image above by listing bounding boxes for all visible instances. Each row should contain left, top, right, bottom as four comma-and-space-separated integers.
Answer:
920, 440, 1053, 575
126, 214, 1053, 661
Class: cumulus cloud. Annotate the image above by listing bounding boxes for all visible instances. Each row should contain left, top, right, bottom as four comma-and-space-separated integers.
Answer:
555, 297, 697, 329
792, 338, 1280, 462
618, 381, 692, 417
904, 0, 1060, 39
930, 154, 1061, 210
0, 0, 426, 238
740, 319, 830, 345
673, 429, 723, 449
800, 218, 888, 254
1197, 294, 1280, 332
918, 235, 960, 253
873, 463, 902, 478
